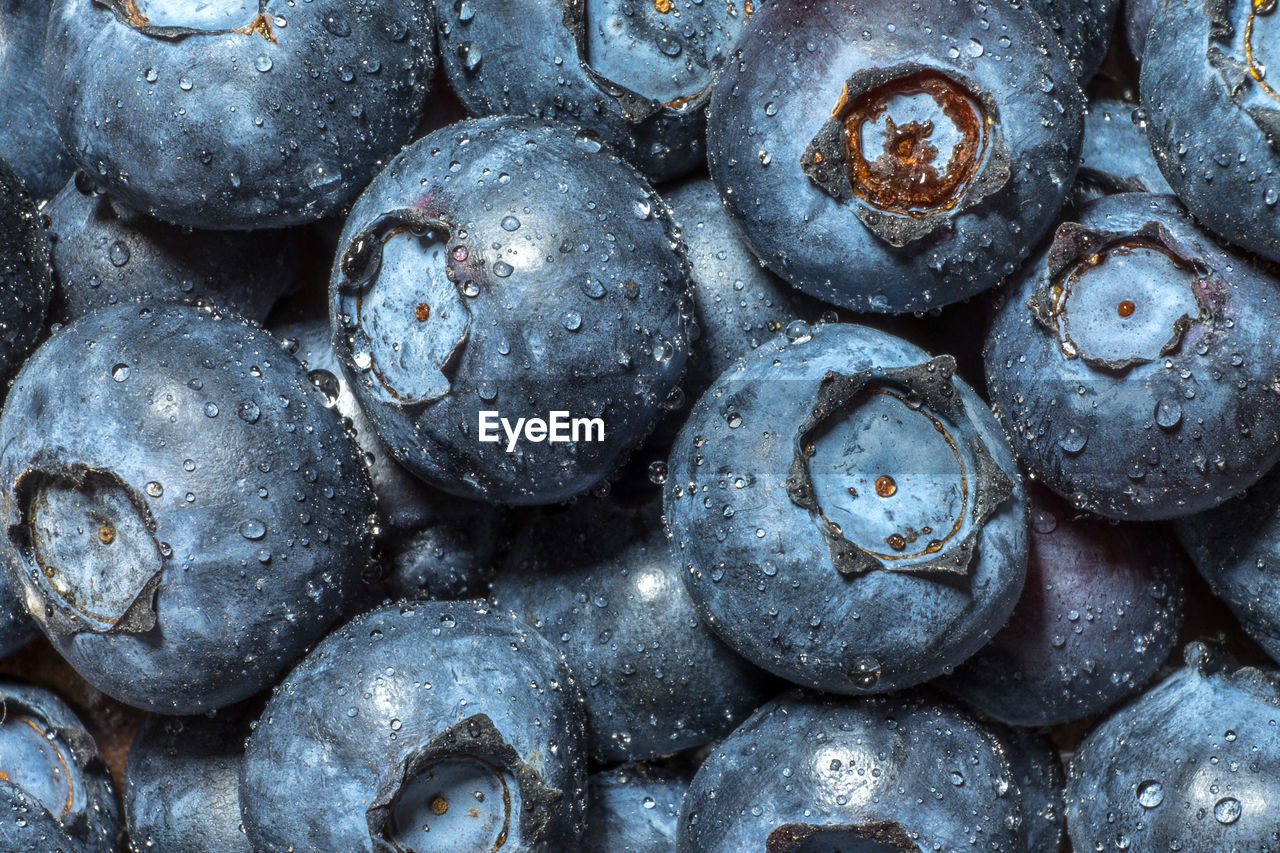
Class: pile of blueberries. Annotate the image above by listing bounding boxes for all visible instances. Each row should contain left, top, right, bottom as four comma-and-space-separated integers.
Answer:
2, 0, 1280, 850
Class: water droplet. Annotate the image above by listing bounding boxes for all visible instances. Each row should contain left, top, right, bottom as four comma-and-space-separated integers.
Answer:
492, 261, 514, 278
323, 14, 351, 36
255, 55, 273, 73
111, 363, 130, 382
1136, 780, 1164, 809
849, 656, 881, 688
144, 67, 158, 83
477, 380, 497, 402
145, 481, 163, 497
1058, 427, 1087, 455
179, 77, 193, 91
204, 403, 219, 418
1214, 797, 1242, 825
458, 41, 482, 71
1155, 399, 1183, 430
647, 460, 668, 484
500, 215, 520, 231
238, 401, 262, 423
239, 519, 267, 540
561, 310, 583, 332
108, 241, 131, 267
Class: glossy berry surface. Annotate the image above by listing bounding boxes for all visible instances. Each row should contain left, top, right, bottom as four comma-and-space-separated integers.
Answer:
0, 681, 121, 853
0, 155, 53, 387
1076, 97, 1173, 201
665, 323, 1027, 695
1142, 0, 1280, 260
707, 0, 1082, 313
46, 0, 437, 228
241, 601, 589, 853
0, 303, 375, 713
45, 175, 297, 324
491, 495, 771, 764
1066, 643, 1280, 852
124, 707, 254, 853
987, 192, 1280, 520
587, 762, 689, 853
1028, 0, 1118, 81
0, 0, 73, 198
678, 691, 1035, 853
434, 0, 749, 182
330, 116, 692, 505
942, 483, 1186, 726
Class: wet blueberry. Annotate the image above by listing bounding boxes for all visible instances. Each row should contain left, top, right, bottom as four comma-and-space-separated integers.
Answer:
1066, 642, 1280, 852
274, 308, 504, 601
434, 0, 751, 182
941, 482, 1186, 726
1125, 0, 1156, 59
986, 192, 1280, 520
0, 0, 73, 198
1075, 97, 1174, 202
1177, 462, 1280, 665
664, 177, 812, 396
997, 725, 1066, 853
0, 154, 53, 388
678, 690, 1038, 852
241, 601, 589, 852
330, 116, 692, 505
665, 323, 1027, 695
707, 0, 1083, 313
0, 681, 121, 853
490, 495, 772, 764
46, 0, 437, 228
124, 705, 255, 853
1142, 0, 1280, 260
46, 174, 298, 324
0, 303, 375, 713
1028, 0, 1119, 81
588, 762, 689, 853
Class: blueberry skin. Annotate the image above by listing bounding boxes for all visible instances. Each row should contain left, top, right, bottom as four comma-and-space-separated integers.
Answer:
1028, 0, 1118, 81
0, 681, 122, 853
434, 0, 749, 183
0, 303, 375, 713
1125, 0, 1155, 59
124, 707, 255, 853
706, 0, 1082, 314
1076, 97, 1174, 201
678, 691, 1031, 853
941, 483, 1186, 727
986, 193, 1280, 520
46, 174, 298, 324
45, 0, 436, 230
0, 0, 73, 199
665, 323, 1027, 695
664, 177, 811, 396
330, 116, 692, 505
1177, 463, 1280, 665
491, 496, 772, 764
1066, 642, 1280, 852
1142, 0, 1280, 261
275, 309, 505, 599
241, 601, 589, 853
997, 726, 1065, 853
0, 154, 53, 385
587, 763, 690, 853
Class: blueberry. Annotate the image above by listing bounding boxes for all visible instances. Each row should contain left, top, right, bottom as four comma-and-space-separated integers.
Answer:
0, 154, 54, 387
46, 174, 298, 324
706, 0, 1083, 313
0, 681, 121, 853
986, 192, 1280, 520
124, 705, 255, 853
997, 725, 1066, 853
240, 600, 589, 852
1027, 0, 1118, 81
664, 177, 813, 396
1177, 463, 1280, 665
330, 116, 692, 505
941, 482, 1186, 726
665, 323, 1027, 695
0, 302, 375, 712
677, 690, 1036, 852
434, 0, 750, 182
46, 0, 437, 229
1124, 0, 1155, 60
588, 762, 690, 853
274, 306, 506, 600
1066, 642, 1280, 852
490, 494, 772, 764
1075, 97, 1174, 202
1141, 0, 1280, 260
0, 0, 73, 198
